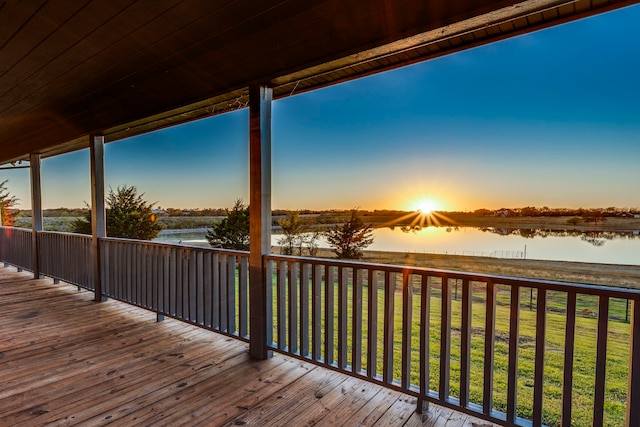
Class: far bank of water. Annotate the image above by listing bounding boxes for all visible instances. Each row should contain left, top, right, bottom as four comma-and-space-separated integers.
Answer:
154, 226, 640, 266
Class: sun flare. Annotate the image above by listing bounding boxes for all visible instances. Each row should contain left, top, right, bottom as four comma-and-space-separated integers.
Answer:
415, 198, 439, 214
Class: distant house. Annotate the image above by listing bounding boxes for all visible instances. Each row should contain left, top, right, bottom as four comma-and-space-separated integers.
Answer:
635, 214, 640, 219
152, 209, 168, 216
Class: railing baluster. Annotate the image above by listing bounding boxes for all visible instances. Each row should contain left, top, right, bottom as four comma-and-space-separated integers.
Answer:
176, 248, 185, 318
460, 278, 471, 409
277, 260, 286, 350
181, 249, 189, 319
483, 280, 496, 416
265, 259, 273, 346
137, 244, 144, 305
169, 247, 177, 316
145, 245, 152, 308
212, 252, 219, 329
367, 269, 379, 380
158, 246, 170, 320
533, 288, 547, 426
300, 263, 310, 357
560, 292, 577, 425
196, 251, 204, 325
593, 295, 609, 426
162, 246, 170, 316
138, 244, 144, 305
401, 269, 413, 389
220, 254, 228, 332
120, 242, 126, 300
227, 254, 236, 333
628, 299, 640, 426
383, 270, 394, 384
239, 256, 248, 338
440, 274, 451, 401
506, 285, 520, 424
203, 251, 212, 327
312, 263, 322, 361
325, 266, 335, 366
288, 261, 299, 355
352, 268, 363, 374
418, 274, 430, 413
338, 266, 348, 369
189, 249, 197, 322
121, 243, 127, 302
126, 243, 133, 302
112, 241, 119, 298
150, 245, 157, 310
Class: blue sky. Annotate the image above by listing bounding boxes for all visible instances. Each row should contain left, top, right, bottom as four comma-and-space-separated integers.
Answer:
3, 5, 640, 211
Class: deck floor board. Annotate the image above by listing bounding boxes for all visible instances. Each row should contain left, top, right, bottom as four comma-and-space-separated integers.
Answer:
0, 267, 496, 426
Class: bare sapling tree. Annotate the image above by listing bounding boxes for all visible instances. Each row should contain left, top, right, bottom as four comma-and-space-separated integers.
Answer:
278, 211, 320, 257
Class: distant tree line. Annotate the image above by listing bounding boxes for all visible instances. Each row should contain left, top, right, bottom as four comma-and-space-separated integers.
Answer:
473, 206, 639, 217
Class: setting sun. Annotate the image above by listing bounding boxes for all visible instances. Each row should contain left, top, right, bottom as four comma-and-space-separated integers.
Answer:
415, 198, 440, 214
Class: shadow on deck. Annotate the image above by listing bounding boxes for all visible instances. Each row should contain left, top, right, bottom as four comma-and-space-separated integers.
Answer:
0, 267, 495, 426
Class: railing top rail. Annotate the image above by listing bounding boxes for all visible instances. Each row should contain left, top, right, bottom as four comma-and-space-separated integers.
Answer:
37, 230, 92, 238
0, 225, 32, 232
266, 253, 640, 299
100, 236, 249, 256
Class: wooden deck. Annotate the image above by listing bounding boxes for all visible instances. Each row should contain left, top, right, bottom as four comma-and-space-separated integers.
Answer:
0, 266, 495, 427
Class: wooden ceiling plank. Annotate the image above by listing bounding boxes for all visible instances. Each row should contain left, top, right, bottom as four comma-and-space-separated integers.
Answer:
0, 0, 90, 77
0, 1, 185, 125
0, 1, 140, 114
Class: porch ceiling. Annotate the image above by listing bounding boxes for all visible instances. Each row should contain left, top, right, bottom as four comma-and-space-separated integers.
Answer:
0, 0, 637, 165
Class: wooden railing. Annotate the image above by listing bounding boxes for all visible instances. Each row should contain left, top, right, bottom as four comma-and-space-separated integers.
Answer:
264, 254, 640, 427
0, 227, 33, 271
100, 238, 249, 340
39, 231, 93, 289
2, 228, 640, 426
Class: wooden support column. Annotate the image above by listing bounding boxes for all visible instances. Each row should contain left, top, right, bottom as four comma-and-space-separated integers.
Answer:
249, 84, 272, 359
30, 153, 43, 278
90, 135, 106, 302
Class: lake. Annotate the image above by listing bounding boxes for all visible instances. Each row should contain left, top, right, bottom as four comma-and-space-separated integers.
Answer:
154, 226, 640, 266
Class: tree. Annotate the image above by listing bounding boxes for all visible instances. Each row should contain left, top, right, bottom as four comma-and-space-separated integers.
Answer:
325, 208, 374, 259
277, 211, 319, 256
206, 199, 250, 250
0, 180, 18, 226
582, 209, 607, 226
71, 185, 162, 240
567, 216, 582, 226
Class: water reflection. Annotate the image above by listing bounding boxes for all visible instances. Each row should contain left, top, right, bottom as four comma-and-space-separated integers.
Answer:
155, 225, 640, 265
385, 225, 640, 264
473, 228, 640, 247
398, 224, 640, 247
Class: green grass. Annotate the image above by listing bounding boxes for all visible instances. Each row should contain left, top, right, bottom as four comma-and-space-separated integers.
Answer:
268, 270, 631, 427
